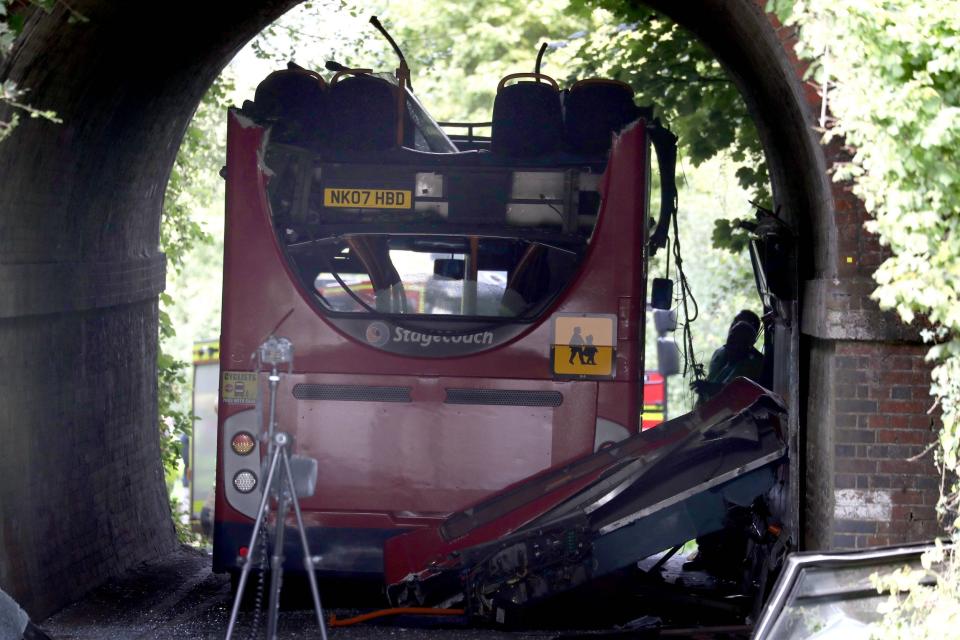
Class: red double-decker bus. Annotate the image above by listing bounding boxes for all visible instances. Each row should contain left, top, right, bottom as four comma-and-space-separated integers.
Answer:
212, 66, 676, 579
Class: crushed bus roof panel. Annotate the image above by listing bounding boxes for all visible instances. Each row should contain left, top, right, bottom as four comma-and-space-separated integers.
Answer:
384, 379, 787, 621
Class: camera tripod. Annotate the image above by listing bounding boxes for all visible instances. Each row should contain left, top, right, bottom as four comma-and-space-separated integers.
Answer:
225, 339, 329, 640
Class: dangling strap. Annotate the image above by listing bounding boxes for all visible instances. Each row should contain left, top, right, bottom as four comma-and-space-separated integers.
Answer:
647, 120, 678, 257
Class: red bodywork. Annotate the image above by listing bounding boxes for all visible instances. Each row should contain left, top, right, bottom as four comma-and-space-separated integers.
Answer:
214, 111, 652, 573
382, 378, 769, 588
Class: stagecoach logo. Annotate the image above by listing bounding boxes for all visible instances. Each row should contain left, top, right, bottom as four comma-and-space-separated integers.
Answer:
394, 327, 494, 347
365, 321, 391, 347
364, 321, 495, 350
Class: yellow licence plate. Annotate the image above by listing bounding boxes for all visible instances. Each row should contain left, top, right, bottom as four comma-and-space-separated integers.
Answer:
323, 188, 413, 209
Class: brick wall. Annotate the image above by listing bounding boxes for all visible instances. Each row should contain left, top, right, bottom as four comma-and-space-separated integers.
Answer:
0, 302, 177, 618
805, 339, 942, 550
812, 112, 944, 550
830, 342, 941, 548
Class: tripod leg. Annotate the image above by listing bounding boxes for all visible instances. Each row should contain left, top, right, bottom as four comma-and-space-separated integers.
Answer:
225, 444, 282, 640
265, 491, 289, 640
281, 449, 330, 640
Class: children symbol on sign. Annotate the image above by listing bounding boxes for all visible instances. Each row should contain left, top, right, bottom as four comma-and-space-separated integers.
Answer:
568, 326, 584, 364
568, 327, 598, 366
583, 335, 598, 365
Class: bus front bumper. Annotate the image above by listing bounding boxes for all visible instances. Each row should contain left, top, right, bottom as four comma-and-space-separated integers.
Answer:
213, 521, 407, 576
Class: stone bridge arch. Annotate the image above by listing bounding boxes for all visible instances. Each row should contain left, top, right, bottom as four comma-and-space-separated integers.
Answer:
0, 0, 937, 618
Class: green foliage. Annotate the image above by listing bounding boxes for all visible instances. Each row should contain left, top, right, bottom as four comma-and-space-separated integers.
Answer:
157, 76, 231, 486
162, 76, 231, 271
771, 0, 960, 635
169, 495, 202, 545
711, 218, 753, 255
868, 541, 959, 639
157, 336, 191, 474
563, 0, 771, 230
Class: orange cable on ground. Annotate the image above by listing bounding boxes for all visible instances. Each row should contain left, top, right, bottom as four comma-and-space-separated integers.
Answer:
328, 607, 465, 627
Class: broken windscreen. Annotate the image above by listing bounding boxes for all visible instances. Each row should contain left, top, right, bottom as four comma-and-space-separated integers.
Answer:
263, 154, 601, 323
258, 73, 604, 325
286, 234, 582, 319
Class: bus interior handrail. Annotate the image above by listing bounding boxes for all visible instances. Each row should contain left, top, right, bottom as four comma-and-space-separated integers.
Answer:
438, 121, 493, 143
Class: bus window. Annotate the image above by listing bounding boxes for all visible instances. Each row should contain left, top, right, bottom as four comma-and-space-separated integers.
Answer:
296, 235, 580, 319
261, 140, 604, 328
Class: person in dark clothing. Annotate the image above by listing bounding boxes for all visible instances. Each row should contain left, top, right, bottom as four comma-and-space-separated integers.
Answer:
691, 318, 763, 406
732, 309, 761, 335
684, 312, 764, 575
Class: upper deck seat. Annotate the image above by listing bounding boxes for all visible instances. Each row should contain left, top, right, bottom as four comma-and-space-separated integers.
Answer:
563, 79, 640, 155
325, 73, 416, 152
491, 73, 564, 158
249, 63, 328, 147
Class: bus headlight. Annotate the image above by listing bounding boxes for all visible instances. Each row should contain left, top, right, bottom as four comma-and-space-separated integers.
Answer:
233, 470, 258, 494
231, 432, 256, 456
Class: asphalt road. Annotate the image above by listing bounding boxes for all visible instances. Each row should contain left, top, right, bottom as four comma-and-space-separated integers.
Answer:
40, 547, 558, 640
40, 546, 752, 640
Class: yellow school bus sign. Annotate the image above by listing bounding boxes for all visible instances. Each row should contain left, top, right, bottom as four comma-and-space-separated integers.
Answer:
551, 314, 617, 379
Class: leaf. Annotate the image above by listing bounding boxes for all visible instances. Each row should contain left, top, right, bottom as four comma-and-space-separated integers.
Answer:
712, 218, 752, 254
9, 12, 24, 35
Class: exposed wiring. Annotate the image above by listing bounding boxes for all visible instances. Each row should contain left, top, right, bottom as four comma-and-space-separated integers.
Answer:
543, 196, 565, 221
670, 153, 702, 381
328, 608, 466, 627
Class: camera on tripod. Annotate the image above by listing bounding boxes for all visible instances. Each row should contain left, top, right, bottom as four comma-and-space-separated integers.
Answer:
257, 335, 294, 369
255, 336, 318, 500
225, 336, 328, 640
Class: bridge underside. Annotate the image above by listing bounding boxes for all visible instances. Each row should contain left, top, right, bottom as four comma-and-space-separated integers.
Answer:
0, 0, 936, 619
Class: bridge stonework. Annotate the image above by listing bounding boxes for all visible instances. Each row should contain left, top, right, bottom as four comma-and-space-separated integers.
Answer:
0, 0, 942, 620
0, 0, 298, 618
647, 1, 943, 553
766, 18, 943, 550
